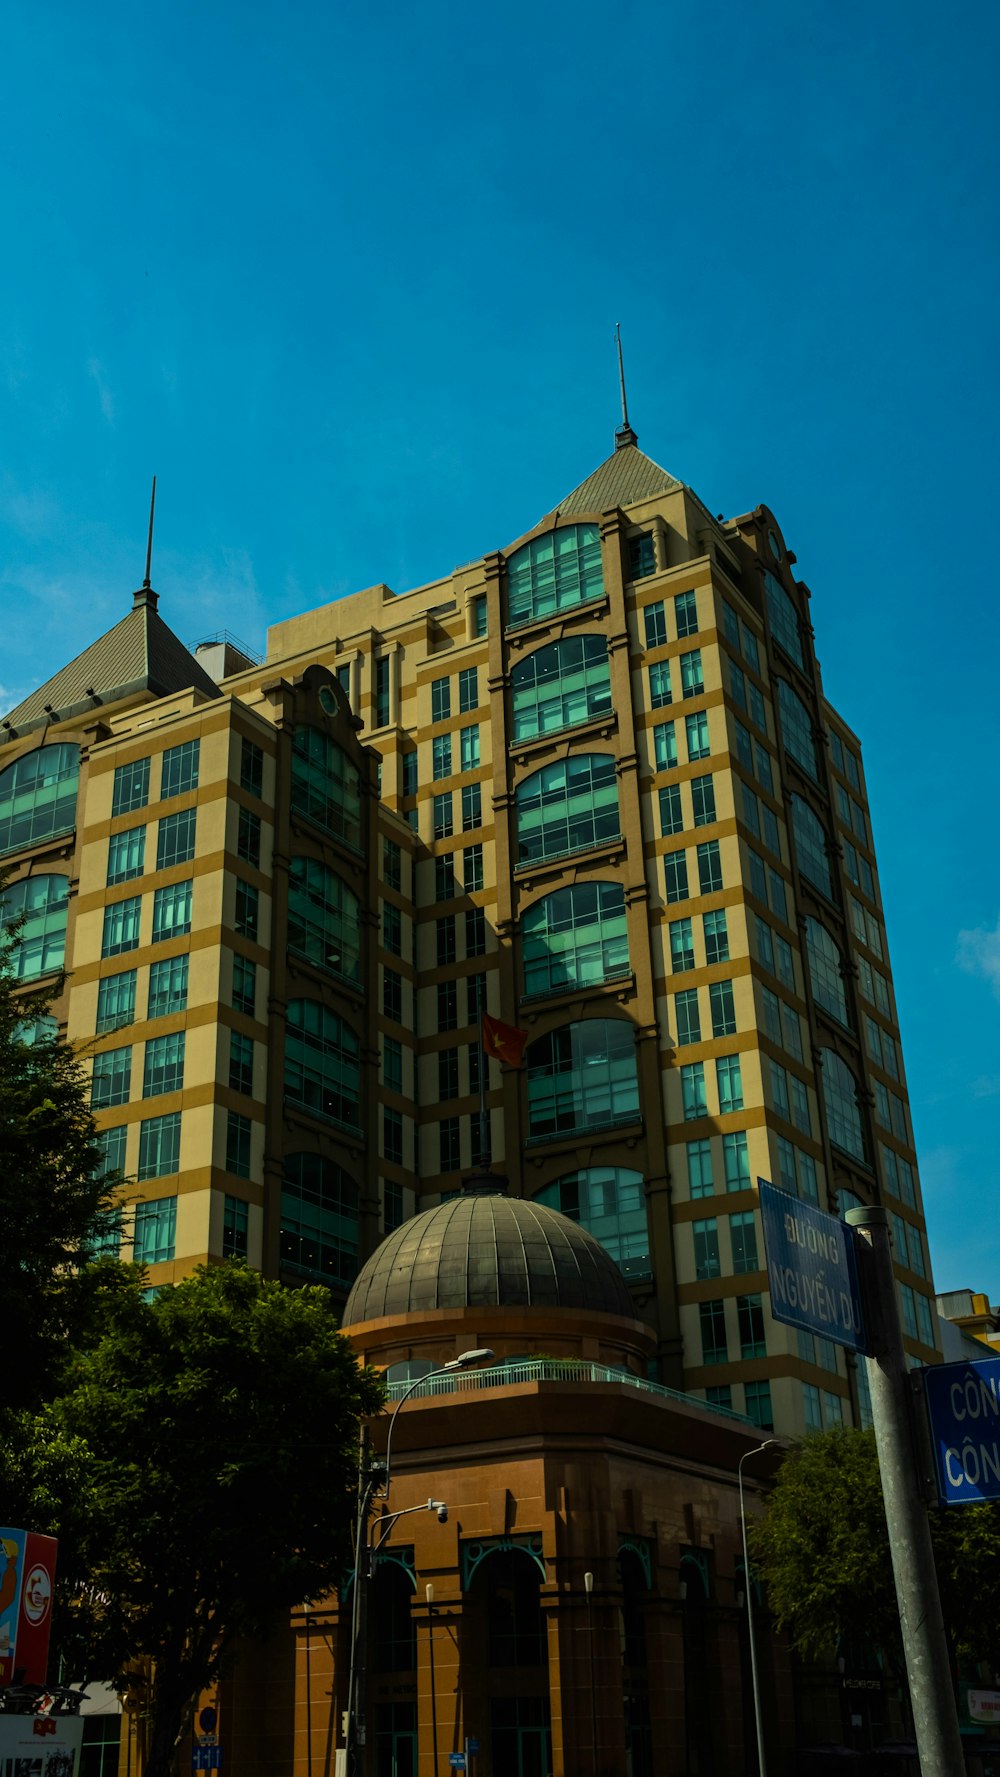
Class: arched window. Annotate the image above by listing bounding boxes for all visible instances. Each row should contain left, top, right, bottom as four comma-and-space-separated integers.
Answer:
522, 882, 629, 998
0, 744, 80, 857
777, 681, 819, 780
820, 1049, 866, 1162
526, 1019, 639, 1140
764, 572, 804, 667
619, 1547, 654, 1777
805, 918, 849, 1025
484, 1550, 547, 1668
790, 794, 834, 901
510, 635, 612, 741
535, 1167, 649, 1277
284, 1001, 360, 1129
0, 873, 70, 980
371, 1563, 416, 1673
280, 1152, 359, 1283
287, 857, 361, 982
290, 727, 362, 851
506, 523, 603, 629
516, 754, 620, 866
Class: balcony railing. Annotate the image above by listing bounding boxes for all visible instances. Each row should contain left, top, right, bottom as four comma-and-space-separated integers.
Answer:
385, 1358, 751, 1424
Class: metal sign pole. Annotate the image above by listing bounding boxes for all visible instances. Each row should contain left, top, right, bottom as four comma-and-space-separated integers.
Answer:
845, 1207, 964, 1777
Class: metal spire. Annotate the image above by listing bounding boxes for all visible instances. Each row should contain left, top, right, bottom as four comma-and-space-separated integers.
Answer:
134, 476, 159, 610
614, 323, 637, 450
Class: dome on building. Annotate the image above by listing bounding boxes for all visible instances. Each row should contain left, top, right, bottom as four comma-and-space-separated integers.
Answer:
341, 1187, 636, 1325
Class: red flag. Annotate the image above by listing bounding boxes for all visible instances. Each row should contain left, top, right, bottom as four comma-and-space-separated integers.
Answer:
481, 1012, 528, 1069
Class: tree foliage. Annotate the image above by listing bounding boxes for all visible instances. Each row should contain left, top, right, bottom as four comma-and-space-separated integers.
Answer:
6, 1263, 383, 1777
750, 1425, 1000, 1676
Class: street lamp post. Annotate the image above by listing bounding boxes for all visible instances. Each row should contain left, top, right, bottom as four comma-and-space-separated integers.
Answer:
345, 1348, 495, 1777
583, 1571, 597, 1776
738, 1439, 780, 1777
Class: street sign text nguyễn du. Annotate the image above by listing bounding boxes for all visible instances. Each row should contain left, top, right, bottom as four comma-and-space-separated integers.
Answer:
758, 1180, 868, 1353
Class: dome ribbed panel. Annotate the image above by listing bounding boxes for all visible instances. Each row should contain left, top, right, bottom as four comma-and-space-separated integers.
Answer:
341, 1193, 634, 1326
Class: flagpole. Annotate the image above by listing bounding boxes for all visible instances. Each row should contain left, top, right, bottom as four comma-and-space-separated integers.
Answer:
477, 1012, 489, 1167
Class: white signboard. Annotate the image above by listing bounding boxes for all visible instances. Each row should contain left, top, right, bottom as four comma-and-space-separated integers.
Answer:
0, 1713, 84, 1775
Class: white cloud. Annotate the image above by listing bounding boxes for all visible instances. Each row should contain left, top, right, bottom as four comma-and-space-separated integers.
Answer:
86, 356, 116, 427
956, 915, 1000, 998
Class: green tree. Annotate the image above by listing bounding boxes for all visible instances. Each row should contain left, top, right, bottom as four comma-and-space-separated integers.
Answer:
0, 907, 123, 1408
26, 1262, 383, 1777
750, 1425, 1000, 1676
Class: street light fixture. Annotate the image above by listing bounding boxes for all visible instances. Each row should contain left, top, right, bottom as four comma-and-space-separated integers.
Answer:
345, 1347, 496, 1776
738, 1438, 781, 1777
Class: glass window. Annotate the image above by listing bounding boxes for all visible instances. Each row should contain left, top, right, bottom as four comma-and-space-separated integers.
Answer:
288, 857, 361, 981
764, 572, 803, 667
710, 979, 736, 1038
516, 754, 620, 866
402, 751, 418, 797
234, 879, 258, 939
0, 873, 70, 979
0, 743, 80, 857
536, 1167, 651, 1277
111, 755, 149, 819
706, 1384, 733, 1411
686, 712, 710, 761
507, 523, 603, 628
693, 1218, 720, 1280
137, 1112, 181, 1181
742, 783, 761, 840
756, 743, 774, 794
664, 850, 689, 904
143, 1030, 185, 1097
460, 724, 480, 770
659, 784, 683, 837
463, 843, 484, 891
96, 969, 137, 1033
232, 953, 256, 1017
102, 895, 142, 957
630, 534, 656, 581
384, 968, 402, 1021
730, 1210, 758, 1274
439, 1116, 460, 1171
223, 1194, 249, 1258
805, 919, 848, 1023
471, 594, 488, 638
134, 1197, 177, 1265
229, 1029, 254, 1095
152, 879, 192, 941
742, 625, 761, 674
235, 807, 260, 868
383, 838, 402, 891
691, 775, 716, 827
436, 916, 457, 968
744, 1379, 773, 1430
526, 1019, 639, 1140
149, 954, 188, 1019
108, 825, 146, 885
462, 782, 482, 830
432, 734, 452, 780
653, 720, 677, 770
466, 905, 487, 956
697, 840, 723, 894
681, 1062, 706, 1120
670, 916, 694, 973
375, 656, 390, 727
674, 590, 698, 637
157, 807, 197, 871
523, 881, 629, 998
722, 601, 741, 649
648, 660, 673, 708
700, 1299, 728, 1364
643, 601, 667, 647
703, 909, 729, 964
161, 740, 199, 798
821, 1048, 866, 1161
675, 987, 701, 1046
738, 1293, 767, 1358
688, 1139, 714, 1198
383, 902, 402, 956
723, 1131, 750, 1191
433, 791, 453, 839
512, 635, 612, 739
290, 726, 362, 850
438, 1047, 459, 1100
434, 853, 456, 900
383, 1035, 403, 1093
459, 666, 479, 713
680, 650, 704, 698
729, 660, 747, 712
383, 1106, 404, 1164
716, 1054, 744, 1114
226, 1111, 253, 1179
91, 1044, 132, 1108
284, 1000, 360, 1129
240, 737, 264, 797
777, 681, 819, 780
281, 1152, 359, 1285
790, 795, 834, 900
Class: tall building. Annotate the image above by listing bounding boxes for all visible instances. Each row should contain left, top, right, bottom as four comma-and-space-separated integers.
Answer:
0, 422, 939, 1438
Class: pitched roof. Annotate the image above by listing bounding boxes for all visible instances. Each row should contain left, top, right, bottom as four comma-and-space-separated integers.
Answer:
552, 440, 682, 517
3, 591, 221, 734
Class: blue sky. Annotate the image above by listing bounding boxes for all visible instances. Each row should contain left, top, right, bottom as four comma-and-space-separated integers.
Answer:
2, 0, 997, 1291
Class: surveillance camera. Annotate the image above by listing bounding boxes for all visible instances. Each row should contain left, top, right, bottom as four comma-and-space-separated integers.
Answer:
437, 1504, 448, 1524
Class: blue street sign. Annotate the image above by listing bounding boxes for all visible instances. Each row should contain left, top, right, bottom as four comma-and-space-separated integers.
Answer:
923, 1357, 1000, 1504
191, 1747, 222, 1770
449, 1757, 466, 1770
466, 1739, 479, 1756
758, 1179, 867, 1353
